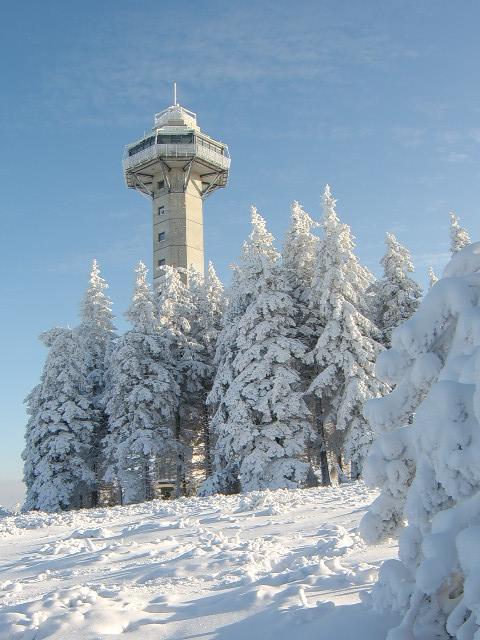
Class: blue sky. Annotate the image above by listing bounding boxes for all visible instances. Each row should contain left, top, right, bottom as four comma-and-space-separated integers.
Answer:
1, 0, 480, 506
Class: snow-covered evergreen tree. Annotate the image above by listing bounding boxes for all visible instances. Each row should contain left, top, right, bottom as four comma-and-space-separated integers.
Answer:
103, 263, 179, 504
23, 328, 96, 512
155, 265, 207, 496
282, 201, 323, 482
187, 263, 226, 481
209, 208, 313, 492
372, 233, 422, 347
306, 185, 387, 478
203, 262, 249, 495
450, 211, 471, 254
79, 259, 116, 393
428, 266, 438, 288
282, 201, 319, 341
77, 259, 116, 497
361, 242, 480, 640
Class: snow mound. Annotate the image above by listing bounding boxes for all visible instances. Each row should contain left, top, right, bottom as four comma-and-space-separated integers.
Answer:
362, 241, 480, 639
70, 526, 114, 539
443, 240, 480, 277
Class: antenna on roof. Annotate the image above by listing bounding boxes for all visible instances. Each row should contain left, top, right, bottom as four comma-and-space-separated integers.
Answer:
173, 82, 177, 106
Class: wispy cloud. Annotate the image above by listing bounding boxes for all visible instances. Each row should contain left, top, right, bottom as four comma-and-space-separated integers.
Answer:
443, 151, 470, 163
393, 126, 426, 148
469, 128, 480, 144
26, 3, 421, 127
390, 125, 478, 164
43, 221, 150, 275
413, 250, 450, 269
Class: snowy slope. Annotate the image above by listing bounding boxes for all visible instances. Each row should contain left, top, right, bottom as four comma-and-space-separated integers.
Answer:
0, 483, 398, 639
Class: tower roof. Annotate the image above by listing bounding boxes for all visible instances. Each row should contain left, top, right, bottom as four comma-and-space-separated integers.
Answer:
154, 105, 199, 131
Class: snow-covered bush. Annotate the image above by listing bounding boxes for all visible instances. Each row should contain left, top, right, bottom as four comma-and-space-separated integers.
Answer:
362, 242, 480, 639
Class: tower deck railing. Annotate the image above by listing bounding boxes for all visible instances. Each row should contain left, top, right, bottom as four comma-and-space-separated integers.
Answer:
123, 143, 231, 172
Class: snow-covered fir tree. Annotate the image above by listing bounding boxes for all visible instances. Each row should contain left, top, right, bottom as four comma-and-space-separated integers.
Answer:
187, 262, 226, 480
79, 260, 116, 394
371, 233, 422, 347
205, 224, 271, 496
306, 185, 387, 479
203, 262, 250, 495
155, 265, 208, 496
23, 328, 97, 512
281, 201, 323, 482
282, 201, 319, 340
208, 208, 313, 492
450, 211, 471, 254
428, 266, 438, 288
103, 263, 179, 504
77, 259, 116, 498
361, 242, 480, 640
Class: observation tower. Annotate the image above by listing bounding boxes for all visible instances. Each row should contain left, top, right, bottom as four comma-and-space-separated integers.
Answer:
123, 85, 230, 280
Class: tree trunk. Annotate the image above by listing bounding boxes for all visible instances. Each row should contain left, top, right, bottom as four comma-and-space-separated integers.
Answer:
350, 460, 360, 481
174, 410, 184, 498
313, 395, 331, 486
202, 399, 212, 479
143, 455, 152, 501
318, 428, 331, 485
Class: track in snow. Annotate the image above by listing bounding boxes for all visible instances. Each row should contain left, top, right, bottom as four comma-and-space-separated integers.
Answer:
0, 482, 399, 639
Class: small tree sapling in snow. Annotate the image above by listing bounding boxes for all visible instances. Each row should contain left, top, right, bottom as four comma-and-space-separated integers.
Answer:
428, 266, 438, 289
450, 211, 471, 254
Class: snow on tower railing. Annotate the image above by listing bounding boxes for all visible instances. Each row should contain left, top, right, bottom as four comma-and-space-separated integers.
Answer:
122, 142, 231, 172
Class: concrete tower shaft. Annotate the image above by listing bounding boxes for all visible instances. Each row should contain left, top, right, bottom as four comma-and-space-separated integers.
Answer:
123, 100, 230, 280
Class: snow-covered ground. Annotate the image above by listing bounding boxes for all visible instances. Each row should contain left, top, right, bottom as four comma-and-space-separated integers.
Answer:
0, 483, 398, 639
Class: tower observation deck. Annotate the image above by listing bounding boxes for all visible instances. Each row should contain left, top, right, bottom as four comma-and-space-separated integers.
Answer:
123, 90, 230, 280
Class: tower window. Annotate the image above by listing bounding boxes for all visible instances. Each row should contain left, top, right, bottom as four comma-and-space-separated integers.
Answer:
157, 133, 193, 144
158, 232, 166, 242
157, 180, 165, 189
158, 206, 165, 215
158, 258, 166, 267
